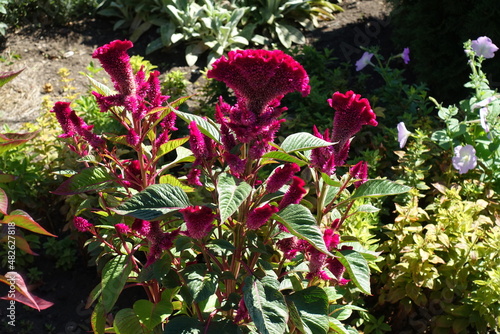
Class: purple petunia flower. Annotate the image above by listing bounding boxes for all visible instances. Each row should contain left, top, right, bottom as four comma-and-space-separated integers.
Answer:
397, 122, 411, 148
355, 52, 374, 71
471, 36, 499, 59
179, 205, 216, 239
402, 47, 410, 64
452, 145, 477, 174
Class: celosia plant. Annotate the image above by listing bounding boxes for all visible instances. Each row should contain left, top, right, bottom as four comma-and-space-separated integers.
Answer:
51, 41, 409, 333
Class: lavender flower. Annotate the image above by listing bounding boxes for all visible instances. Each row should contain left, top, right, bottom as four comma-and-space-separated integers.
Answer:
397, 122, 412, 148
471, 36, 499, 59
402, 47, 410, 64
355, 52, 374, 71
452, 145, 477, 174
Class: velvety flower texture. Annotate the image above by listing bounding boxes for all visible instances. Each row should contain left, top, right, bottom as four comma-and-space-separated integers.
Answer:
349, 161, 368, 188
179, 206, 216, 239
246, 204, 279, 230
73, 217, 92, 232
330, 91, 377, 166
207, 49, 310, 150
278, 176, 307, 210
265, 163, 301, 193
115, 223, 131, 234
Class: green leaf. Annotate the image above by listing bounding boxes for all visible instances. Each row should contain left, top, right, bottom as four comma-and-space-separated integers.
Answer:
0, 235, 38, 255
91, 301, 106, 334
350, 179, 411, 200
114, 308, 148, 334
261, 151, 308, 166
137, 253, 171, 282
280, 132, 333, 153
176, 110, 220, 142
159, 174, 194, 192
217, 172, 252, 223
0, 172, 16, 183
101, 254, 133, 312
335, 249, 371, 295
244, 276, 288, 334
156, 136, 189, 160
328, 316, 351, 334
163, 317, 242, 334
52, 167, 114, 195
274, 204, 331, 256
286, 286, 329, 334
133, 299, 172, 330
181, 264, 218, 303
1, 209, 57, 237
113, 184, 190, 220
0, 131, 39, 155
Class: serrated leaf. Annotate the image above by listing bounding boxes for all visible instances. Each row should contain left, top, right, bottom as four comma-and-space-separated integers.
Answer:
217, 173, 252, 223
335, 249, 371, 295
52, 167, 114, 195
274, 204, 331, 256
113, 184, 190, 220
1, 210, 57, 237
350, 179, 411, 200
244, 276, 288, 334
286, 287, 329, 334
280, 132, 333, 153
101, 255, 132, 312
175, 110, 220, 142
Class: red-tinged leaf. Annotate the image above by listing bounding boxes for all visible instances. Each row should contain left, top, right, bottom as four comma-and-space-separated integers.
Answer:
0, 235, 38, 255
0, 172, 16, 183
1, 210, 57, 237
0, 188, 8, 214
1, 290, 54, 310
0, 272, 54, 311
0, 131, 39, 142
0, 68, 24, 87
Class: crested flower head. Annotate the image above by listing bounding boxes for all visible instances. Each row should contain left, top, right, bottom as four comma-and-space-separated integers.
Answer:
329, 91, 377, 165
266, 163, 301, 194
452, 145, 477, 174
278, 176, 307, 210
349, 161, 368, 188
246, 204, 279, 230
208, 49, 310, 115
471, 36, 499, 59
397, 122, 412, 148
179, 205, 216, 239
92, 40, 136, 96
74, 217, 92, 232
355, 52, 374, 71
115, 223, 131, 234
132, 219, 151, 236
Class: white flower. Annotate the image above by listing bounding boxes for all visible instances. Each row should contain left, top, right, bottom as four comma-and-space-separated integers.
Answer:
397, 122, 411, 148
479, 107, 490, 133
452, 145, 477, 174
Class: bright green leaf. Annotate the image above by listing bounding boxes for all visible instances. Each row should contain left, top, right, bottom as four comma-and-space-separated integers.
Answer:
101, 255, 133, 312
280, 132, 333, 153
133, 299, 172, 330
176, 110, 220, 142
350, 179, 411, 200
114, 308, 148, 334
1, 210, 57, 237
217, 173, 252, 223
52, 167, 114, 195
286, 286, 329, 334
335, 249, 371, 295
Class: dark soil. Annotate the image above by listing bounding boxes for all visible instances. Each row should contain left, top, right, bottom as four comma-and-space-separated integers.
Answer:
0, 1, 392, 333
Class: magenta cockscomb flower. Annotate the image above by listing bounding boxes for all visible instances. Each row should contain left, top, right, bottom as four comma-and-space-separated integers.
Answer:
452, 145, 477, 174
402, 47, 410, 64
208, 49, 310, 154
397, 122, 411, 149
132, 219, 151, 236
349, 161, 368, 188
471, 36, 499, 59
51, 101, 105, 149
92, 40, 137, 96
278, 176, 307, 210
246, 204, 279, 230
208, 49, 310, 114
179, 206, 216, 239
188, 121, 214, 160
330, 91, 377, 166
115, 223, 131, 234
74, 217, 92, 232
265, 163, 301, 193
355, 52, 374, 71
310, 126, 336, 175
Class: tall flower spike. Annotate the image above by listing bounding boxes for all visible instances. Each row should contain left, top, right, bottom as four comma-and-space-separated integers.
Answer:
208, 49, 310, 115
247, 204, 279, 230
266, 163, 301, 193
349, 161, 368, 188
179, 206, 216, 239
278, 176, 307, 210
329, 91, 377, 165
92, 40, 137, 96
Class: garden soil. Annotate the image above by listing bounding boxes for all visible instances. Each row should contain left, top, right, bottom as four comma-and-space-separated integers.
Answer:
0, 0, 392, 333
